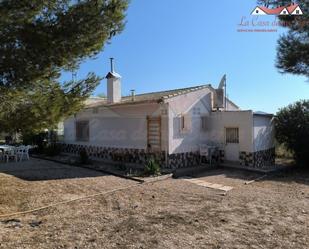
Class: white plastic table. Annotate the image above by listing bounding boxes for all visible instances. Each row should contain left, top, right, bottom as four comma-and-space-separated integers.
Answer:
0, 145, 15, 152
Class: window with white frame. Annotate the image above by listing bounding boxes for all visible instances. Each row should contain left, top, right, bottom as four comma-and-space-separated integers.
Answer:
180, 114, 192, 133
225, 127, 239, 143
76, 120, 89, 141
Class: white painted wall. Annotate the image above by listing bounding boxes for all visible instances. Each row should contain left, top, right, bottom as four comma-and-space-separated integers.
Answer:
166, 87, 245, 154
63, 87, 245, 155
226, 99, 239, 111
107, 77, 121, 103
63, 103, 168, 150
253, 115, 274, 152
167, 88, 213, 154
207, 111, 254, 152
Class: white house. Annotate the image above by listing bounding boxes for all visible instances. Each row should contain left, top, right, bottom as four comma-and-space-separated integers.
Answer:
61, 62, 275, 169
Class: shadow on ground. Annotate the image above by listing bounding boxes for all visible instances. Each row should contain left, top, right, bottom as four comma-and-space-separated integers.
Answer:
263, 167, 309, 186
1, 157, 308, 186
188, 165, 309, 187
0, 158, 106, 181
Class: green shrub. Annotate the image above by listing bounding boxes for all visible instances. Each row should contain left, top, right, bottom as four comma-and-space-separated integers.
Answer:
275, 142, 294, 159
44, 143, 62, 156
275, 100, 309, 167
79, 148, 89, 164
22, 132, 48, 154
117, 163, 126, 171
144, 158, 160, 176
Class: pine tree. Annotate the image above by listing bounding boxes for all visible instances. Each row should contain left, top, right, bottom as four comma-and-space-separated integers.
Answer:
258, 0, 309, 78
0, 0, 128, 133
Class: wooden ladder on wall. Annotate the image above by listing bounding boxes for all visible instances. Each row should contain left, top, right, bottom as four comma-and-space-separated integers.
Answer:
147, 116, 161, 151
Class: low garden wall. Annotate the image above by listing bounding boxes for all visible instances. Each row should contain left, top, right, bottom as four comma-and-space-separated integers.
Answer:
239, 147, 275, 168
58, 143, 223, 170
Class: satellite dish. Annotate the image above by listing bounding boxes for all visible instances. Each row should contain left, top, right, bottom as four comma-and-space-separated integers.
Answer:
214, 74, 227, 110
218, 74, 226, 89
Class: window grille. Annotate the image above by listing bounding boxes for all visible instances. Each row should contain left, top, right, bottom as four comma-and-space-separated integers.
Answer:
225, 128, 239, 143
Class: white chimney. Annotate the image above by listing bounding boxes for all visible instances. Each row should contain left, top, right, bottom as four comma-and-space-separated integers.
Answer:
106, 58, 121, 104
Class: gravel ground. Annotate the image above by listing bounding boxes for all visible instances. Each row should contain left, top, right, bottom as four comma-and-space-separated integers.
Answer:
0, 158, 308, 249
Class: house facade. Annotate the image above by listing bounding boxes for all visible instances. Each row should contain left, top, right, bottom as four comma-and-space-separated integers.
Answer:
61, 65, 275, 169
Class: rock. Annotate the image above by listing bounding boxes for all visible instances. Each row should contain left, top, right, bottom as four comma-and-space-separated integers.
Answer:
29, 220, 42, 227
2, 219, 21, 224
2, 219, 22, 228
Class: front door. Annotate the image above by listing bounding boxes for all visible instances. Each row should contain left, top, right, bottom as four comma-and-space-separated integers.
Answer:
147, 116, 161, 151
225, 127, 239, 162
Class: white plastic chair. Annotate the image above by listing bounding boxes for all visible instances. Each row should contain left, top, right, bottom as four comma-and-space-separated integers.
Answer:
0, 150, 4, 162
16, 146, 24, 162
23, 145, 30, 161
16, 145, 30, 162
5, 148, 18, 163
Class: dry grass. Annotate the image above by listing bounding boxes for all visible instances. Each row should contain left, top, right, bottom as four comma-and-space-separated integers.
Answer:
0, 159, 308, 249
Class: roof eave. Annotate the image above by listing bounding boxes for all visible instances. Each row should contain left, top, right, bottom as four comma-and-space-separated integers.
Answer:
253, 113, 274, 117
85, 99, 161, 109
161, 85, 211, 103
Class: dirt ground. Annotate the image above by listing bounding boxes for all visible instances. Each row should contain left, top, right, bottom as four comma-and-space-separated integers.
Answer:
0, 158, 308, 249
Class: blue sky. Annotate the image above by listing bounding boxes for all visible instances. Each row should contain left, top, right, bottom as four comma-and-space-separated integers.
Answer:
63, 0, 308, 114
